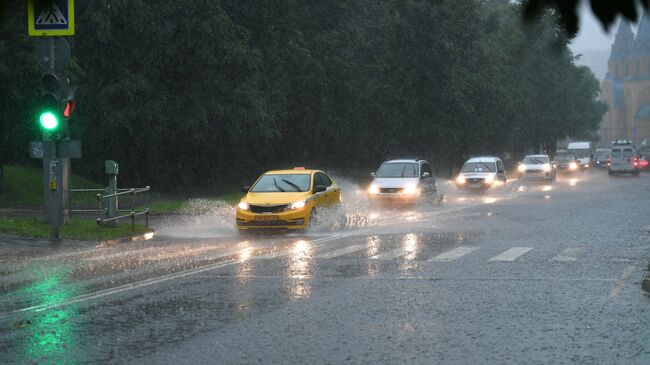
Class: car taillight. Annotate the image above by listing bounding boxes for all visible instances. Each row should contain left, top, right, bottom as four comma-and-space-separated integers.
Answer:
607, 159, 611, 166
634, 158, 639, 167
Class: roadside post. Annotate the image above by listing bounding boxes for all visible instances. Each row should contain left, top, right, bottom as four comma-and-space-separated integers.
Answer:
105, 161, 119, 228
28, 0, 77, 241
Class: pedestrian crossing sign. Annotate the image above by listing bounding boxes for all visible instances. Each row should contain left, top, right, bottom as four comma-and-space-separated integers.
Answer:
28, 0, 75, 36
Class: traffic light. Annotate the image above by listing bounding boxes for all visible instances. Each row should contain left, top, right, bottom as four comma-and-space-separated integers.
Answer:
39, 71, 61, 137
38, 70, 70, 139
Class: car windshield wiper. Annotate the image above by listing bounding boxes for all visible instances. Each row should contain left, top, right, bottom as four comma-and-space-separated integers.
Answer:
281, 178, 302, 192
473, 163, 494, 172
273, 178, 286, 192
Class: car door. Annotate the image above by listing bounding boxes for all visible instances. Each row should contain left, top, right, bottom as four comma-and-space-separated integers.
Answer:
496, 160, 507, 181
318, 172, 340, 206
419, 162, 435, 195
610, 148, 622, 170
624, 148, 634, 170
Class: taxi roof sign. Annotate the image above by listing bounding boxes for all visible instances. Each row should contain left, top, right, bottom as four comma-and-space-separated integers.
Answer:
28, 0, 75, 36
293, 167, 306, 170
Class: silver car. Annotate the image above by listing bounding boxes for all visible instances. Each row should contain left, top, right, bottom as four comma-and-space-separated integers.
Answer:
518, 155, 556, 182
368, 159, 437, 204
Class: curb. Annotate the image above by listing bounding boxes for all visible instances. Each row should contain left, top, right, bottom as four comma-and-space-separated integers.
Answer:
96, 230, 157, 248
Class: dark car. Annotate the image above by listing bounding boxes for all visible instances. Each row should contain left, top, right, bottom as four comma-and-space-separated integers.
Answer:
553, 152, 579, 173
593, 148, 610, 169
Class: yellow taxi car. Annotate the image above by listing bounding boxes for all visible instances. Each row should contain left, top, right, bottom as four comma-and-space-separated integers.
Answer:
236, 168, 342, 230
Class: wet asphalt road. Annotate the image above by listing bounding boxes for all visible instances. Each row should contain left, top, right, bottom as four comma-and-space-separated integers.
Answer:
1, 170, 650, 364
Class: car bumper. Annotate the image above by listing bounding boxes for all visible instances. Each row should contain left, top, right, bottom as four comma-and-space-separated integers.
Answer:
368, 193, 419, 204
520, 171, 553, 180
556, 166, 578, 173
236, 208, 309, 230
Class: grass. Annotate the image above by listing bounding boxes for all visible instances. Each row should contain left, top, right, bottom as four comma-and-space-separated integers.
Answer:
0, 216, 150, 241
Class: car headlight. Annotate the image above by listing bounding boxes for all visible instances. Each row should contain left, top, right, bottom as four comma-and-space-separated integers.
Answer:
542, 163, 552, 172
368, 184, 379, 194
569, 162, 578, 170
238, 202, 250, 211
456, 176, 466, 184
518, 164, 527, 173
485, 175, 495, 184
403, 184, 419, 195
288, 200, 307, 210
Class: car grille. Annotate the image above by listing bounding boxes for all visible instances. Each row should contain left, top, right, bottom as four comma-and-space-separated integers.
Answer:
467, 178, 484, 183
238, 220, 303, 227
249, 204, 288, 213
526, 169, 542, 173
380, 188, 403, 193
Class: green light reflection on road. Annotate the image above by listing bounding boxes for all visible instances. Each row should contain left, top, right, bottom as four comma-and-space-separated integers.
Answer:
12, 265, 81, 364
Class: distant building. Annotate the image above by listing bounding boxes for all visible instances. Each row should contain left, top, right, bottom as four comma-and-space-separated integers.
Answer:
600, 15, 650, 144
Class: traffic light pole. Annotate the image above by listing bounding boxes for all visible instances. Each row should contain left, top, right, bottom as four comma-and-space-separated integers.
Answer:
43, 156, 70, 239
39, 37, 72, 242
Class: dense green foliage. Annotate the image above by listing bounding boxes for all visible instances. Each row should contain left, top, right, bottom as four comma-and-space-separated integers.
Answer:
1, 0, 606, 190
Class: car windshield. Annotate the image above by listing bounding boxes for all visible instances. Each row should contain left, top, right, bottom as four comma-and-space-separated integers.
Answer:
568, 149, 590, 158
555, 154, 575, 161
522, 156, 549, 164
462, 162, 496, 172
250, 174, 311, 192
375, 163, 418, 178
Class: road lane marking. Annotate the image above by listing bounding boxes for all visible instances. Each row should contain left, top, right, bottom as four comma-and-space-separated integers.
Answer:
552, 247, 583, 262
609, 264, 636, 298
11, 259, 237, 313
428, 246, 478, 262
9, 233, 351, 314
315, 244, 367, 259
488, 247, 532, 262
370, 248, 405, 260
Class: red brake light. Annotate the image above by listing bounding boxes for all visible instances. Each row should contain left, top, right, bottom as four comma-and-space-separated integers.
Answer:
607, 159, 611, 166
634, 158, 639, 167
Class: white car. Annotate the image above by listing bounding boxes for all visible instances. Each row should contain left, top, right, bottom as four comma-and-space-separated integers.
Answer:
517, 155, 556, 182
609, 142, 640, 176
455, 157, 507, 190
368, 159, 437, 204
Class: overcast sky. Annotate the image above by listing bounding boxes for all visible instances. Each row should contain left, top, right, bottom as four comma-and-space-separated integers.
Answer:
569, 0, 643, 52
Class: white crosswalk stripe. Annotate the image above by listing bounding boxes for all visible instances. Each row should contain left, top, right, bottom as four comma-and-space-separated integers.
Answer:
370, 248, 407, 260
488, 247, 532, 262
552, 247, 583, 262
428, 246, 478, 262
316, 244, 368, 259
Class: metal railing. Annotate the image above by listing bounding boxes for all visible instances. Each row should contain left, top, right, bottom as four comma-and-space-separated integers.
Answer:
70, 186, 151, 239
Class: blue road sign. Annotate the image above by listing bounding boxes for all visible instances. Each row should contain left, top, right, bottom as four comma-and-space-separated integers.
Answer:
28, 0, 75, 36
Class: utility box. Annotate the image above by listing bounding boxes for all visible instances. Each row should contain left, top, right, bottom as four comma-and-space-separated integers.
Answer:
105, 160, 119, 175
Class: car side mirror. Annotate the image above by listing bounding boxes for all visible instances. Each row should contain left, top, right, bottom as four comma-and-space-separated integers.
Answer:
242, 185, 250, 193
314, 185, 327, 193
422, 172, 431, 178
370, 172, 375, 178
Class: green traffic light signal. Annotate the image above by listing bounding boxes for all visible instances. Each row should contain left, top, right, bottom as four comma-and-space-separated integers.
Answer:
39, 111, 59, 131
